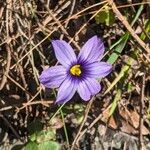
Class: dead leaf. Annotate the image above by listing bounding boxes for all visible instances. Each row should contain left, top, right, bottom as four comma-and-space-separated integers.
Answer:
119, 108, 139, 128
102, 108, 118, 129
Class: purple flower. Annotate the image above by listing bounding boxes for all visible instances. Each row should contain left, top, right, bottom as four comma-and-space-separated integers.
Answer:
39, 36, 112, 104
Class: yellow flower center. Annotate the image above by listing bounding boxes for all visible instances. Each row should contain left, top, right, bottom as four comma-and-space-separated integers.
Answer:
70, 65, 81, 76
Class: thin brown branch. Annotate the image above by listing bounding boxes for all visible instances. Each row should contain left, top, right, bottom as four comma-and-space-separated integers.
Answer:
71, 97, 95, 150
139, 75, 145, 150
40, 0, 80, 50
0, 45, 11, 90
106, 0, 150, 53
0, 113, 23, 142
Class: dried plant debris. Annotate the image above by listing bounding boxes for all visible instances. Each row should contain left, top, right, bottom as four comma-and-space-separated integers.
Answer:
0, 0, 150, 150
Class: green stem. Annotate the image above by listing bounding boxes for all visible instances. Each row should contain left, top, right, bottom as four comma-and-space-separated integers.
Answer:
51, 90, 70, 148
60, 109, 70, 148
50, 102, 66, 121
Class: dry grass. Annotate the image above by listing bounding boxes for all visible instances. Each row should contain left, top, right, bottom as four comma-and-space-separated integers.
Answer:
0, 0, 150, 149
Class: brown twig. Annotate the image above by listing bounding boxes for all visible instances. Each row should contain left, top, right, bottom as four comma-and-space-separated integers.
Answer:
139, 74, 145, 150
71, 97, 95, 150
15, 87, 42, 112
6, 74, 32, 97
10, 29, 56, 70
40, 0, 80, 50
0, 99, 53, 112
9, 1, 150, 71
106, 0, 150, 53
0, 45, 11, 90
33, 1, 150, 34
60, 0, 76, 40
0, 113, 23, 142
75, 112, 103, 145
69, 3, 108, 44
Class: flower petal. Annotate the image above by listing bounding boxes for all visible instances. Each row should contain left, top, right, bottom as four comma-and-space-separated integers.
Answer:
56, 77, 77, 104
84, 62, 112, 78
77, 80, 91, 101
39, 66, 67, 88
77, 78, 101, 101
52, 40, 77, 67
78, 36, 104, 63
85, 78, 101, 95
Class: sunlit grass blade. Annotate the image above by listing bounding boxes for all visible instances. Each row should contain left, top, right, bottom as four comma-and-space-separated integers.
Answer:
107, 5, 144, 65
109, 89, 121, 117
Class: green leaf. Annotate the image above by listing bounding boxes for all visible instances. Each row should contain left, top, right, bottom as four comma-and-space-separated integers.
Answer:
127, 82, 134, 92
38, 141, 60, 150
105, 10, 115, 26
30, 133, 37, 142
105, 57, 133, 95
107, 5, 144, 65
95, 11, 107, 24
95, 6, 115, 26
109, 89, 121, 117
25, 141, 38, 150
36, 129, 56, 143
140, 20, 150, 40
107, 33, 129, 64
